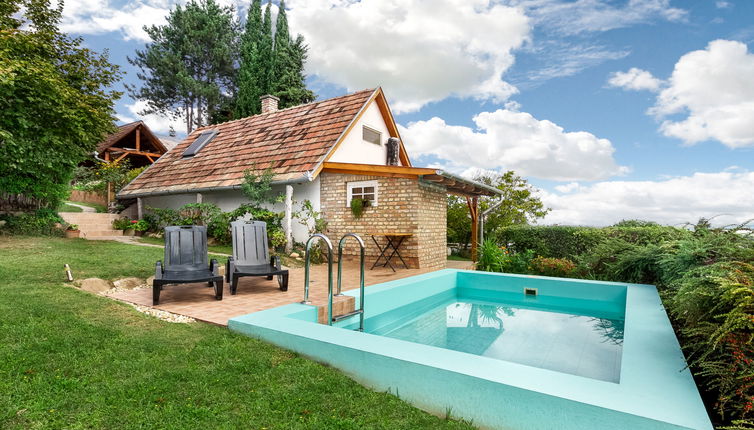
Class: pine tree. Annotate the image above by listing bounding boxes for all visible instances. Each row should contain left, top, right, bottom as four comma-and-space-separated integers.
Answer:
235, 0, 262, 117
129, 0, 238, 133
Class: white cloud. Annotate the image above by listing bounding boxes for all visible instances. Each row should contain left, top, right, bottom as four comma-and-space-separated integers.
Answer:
400, 109, 629, 181
288, 0, 530, 113
510, 0, 687, 36
650, 40, 754, 148
607, 67, 662, 91
60, 0, 172, 41
716, 1, 732, 9
541, 170, 754, 226
118, 100, 184, 136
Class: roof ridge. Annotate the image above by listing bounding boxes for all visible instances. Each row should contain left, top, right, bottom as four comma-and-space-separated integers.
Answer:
200, 88, 376, 131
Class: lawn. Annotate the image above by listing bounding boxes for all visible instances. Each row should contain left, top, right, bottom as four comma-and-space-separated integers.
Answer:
56, 203, 83, 213
137, 235, 233, 255
0, 236, 472, 429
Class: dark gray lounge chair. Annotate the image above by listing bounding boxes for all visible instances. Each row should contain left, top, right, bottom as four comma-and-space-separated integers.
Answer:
153, 225, 223, 305
226, 220, 289, 295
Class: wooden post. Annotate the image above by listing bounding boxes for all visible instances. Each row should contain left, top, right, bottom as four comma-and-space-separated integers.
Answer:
135, 126, 141, 151
467, 196, 479, 262
284, 185, 293, 253
104, 152, 112, 204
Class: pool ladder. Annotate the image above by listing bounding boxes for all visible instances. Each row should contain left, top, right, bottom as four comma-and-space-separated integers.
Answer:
301, 233, 366, 331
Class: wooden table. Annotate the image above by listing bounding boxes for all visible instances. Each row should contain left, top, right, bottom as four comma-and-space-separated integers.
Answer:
370, 233, 412, 272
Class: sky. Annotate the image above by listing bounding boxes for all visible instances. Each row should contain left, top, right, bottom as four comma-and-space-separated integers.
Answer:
60, 0, 754, 227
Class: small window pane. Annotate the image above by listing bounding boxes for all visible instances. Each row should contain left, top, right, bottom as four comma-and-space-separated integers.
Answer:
363, 195, 374, 201
363, 187, 374, 193
353, 187, 362, 194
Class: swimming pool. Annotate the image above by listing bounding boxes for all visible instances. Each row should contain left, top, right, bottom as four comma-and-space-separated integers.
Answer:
229, 269, 712, 429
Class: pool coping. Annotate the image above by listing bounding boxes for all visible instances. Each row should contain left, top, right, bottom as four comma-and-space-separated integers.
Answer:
229, 269, 712, 430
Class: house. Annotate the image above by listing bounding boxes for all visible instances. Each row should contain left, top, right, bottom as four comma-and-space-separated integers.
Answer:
118, 88, 500, 269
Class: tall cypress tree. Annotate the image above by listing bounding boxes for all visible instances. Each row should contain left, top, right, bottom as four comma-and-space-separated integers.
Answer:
272, 0, 314, 109
258, 1, 274, 95
235, 0, 262, 117
235, 0, 314, 118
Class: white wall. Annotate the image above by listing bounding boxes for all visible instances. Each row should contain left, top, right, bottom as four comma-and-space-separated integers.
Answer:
328, 101, 402, 166
141, 177, 320, 244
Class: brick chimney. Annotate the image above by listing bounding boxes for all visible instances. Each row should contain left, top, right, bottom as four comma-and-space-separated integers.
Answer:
260, 94, 279, 114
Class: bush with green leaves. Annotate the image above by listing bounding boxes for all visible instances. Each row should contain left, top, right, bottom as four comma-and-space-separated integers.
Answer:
485, 219, 754, 426
0, 208, 64, 236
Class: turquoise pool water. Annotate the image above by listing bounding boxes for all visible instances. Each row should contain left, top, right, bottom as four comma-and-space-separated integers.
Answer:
379, 299, 624, 382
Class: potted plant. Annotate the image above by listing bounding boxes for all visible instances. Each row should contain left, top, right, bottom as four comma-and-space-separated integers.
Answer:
112, 217, 134, 236
132, 219, 149, 236
350, 198, 370, 219
65, 224, 80, 239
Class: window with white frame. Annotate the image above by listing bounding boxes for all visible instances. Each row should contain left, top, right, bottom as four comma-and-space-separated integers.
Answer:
347, 180, 378, 207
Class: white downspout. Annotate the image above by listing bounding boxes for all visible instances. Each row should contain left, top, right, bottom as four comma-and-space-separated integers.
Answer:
285, 185, 293, 253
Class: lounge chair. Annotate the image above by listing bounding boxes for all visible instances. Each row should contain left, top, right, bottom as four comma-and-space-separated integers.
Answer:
153, 225, 223, 305
226, 220, 289, 294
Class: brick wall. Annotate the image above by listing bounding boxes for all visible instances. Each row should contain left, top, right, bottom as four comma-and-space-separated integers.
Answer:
319, 172, 447, 269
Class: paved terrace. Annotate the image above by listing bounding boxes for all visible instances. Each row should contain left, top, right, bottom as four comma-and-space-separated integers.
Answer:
107, 259, 473, 326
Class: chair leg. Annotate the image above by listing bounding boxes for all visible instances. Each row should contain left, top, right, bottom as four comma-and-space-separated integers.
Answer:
279, 273, 289, 291
153, 282, 161, 305
266, 274, 273, 280
230, 274, 238, 295
214, 280, 223, 301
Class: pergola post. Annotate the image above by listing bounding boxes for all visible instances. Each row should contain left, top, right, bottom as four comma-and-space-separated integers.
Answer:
467, 196, 479, 261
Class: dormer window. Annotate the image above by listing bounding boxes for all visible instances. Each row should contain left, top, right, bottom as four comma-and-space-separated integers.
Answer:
183, 129, 217, 158
362, 126, 381, 145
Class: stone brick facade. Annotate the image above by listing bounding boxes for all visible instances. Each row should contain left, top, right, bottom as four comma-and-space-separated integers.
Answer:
320, 172, 447, 269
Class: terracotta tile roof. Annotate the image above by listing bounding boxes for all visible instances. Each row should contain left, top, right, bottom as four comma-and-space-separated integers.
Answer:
96, 121, 141, 153
119, 89, 376, 197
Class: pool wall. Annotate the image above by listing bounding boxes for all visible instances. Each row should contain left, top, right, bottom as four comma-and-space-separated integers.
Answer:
229, 269, 712, 430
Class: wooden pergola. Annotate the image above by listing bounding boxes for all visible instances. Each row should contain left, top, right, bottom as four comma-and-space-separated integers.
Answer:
94, 121, 168, 203
320, 162, 501, 261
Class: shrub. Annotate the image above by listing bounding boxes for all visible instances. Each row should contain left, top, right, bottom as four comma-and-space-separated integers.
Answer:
0, 208, 65, 236
529, 256, 577, 278
112, 217, 133, 230
477, 240, 505, 272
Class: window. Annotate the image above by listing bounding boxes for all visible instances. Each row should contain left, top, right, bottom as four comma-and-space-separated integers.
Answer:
347, 180, 378, 207
183, 129, 218, 158
362, 126, 381, 145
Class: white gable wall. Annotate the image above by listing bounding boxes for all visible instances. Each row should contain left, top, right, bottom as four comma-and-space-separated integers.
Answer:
328, 100, 402, 166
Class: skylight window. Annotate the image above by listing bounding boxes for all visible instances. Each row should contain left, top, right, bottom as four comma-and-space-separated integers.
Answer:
183, 129, 218, 158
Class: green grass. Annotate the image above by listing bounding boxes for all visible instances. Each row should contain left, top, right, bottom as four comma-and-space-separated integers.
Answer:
57, 203, 83, 213
68, 201, 107, 213
0, 236, 473, 429
137, 235, 233, 256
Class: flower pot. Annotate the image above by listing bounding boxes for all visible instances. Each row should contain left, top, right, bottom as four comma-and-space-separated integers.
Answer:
123, 229, 136, 237
65, 230, 81, 239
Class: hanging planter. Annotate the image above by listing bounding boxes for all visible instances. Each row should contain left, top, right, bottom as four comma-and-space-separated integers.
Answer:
350, 198, 370, 219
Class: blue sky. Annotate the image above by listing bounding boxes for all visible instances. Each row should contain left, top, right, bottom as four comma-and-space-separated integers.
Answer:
62, 0, 754, 226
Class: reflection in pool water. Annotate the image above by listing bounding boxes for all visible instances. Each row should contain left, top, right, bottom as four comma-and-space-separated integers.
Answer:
382, 301, 624, 382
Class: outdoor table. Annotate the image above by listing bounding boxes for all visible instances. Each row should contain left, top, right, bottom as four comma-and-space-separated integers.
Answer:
370, 233, 412, 272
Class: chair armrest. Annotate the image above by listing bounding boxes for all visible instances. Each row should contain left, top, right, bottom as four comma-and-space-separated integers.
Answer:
210, 259, 219, 276
155, 261, 163, 280
271, 255, 281, 270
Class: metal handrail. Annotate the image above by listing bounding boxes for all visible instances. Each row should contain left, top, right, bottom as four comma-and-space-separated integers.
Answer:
337, 233, 365, 331
302, 233, 333, 306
